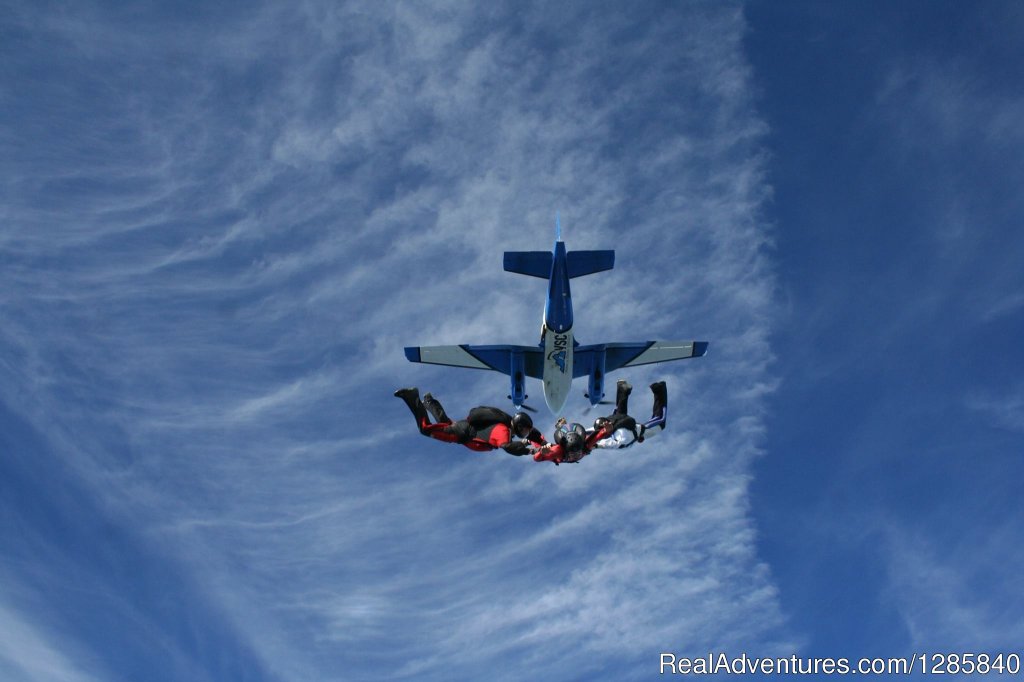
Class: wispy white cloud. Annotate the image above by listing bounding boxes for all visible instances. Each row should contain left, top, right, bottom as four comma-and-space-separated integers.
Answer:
0, 599, 103, 682
880, 522, 1024, 649
872, 51, 1024, 325
981, 290, 1024, 324
966, 385, 1024, 433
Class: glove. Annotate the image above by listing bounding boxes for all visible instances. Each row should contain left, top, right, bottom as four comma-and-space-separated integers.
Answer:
503, 441, 530, 456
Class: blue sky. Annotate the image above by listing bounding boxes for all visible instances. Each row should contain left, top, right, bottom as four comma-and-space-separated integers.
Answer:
747, 0, 1024, 660
1, 2, 1021, 681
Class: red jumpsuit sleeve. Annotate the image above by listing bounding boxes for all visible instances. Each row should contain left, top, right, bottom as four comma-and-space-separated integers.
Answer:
585, 427, 610, 449
533, 444, 564, 464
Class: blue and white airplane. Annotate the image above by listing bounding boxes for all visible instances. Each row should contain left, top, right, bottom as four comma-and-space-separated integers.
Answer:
404, 219, 708, 414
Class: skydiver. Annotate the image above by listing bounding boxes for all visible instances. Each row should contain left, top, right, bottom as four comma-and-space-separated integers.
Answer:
594, 379, 667, 448
533, 380, 668, 465
394, 387, 546, 455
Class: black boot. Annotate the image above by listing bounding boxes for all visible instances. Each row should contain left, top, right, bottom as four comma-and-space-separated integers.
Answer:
422, 392, 451, 424
395, 387, 430, 429
394, 387, 418, 400
650, 381, 667, 429
615, 379, 632, 416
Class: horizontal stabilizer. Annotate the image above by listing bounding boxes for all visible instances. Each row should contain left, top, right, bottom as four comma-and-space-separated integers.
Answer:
503, 251, 552, 279
405, 345, 490, 369
567, 250, 615, 278
574, 340, 708, 376
614, 341, 708, 368
405, 344, 545, 378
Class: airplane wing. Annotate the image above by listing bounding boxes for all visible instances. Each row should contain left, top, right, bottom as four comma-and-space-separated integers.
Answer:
573, 341, 709, 377
404, 345, 545, 378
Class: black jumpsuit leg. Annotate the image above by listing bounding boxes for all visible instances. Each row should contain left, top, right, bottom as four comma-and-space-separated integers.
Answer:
650, 381, 667, 425
422, 393, 452, 424
395, 387, 432, 432
615, 379, 632, 416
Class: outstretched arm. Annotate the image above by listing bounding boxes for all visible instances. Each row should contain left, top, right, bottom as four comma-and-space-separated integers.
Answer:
502, 440, 532, 456
594, 428, 634, 449
533, 443, 564, 465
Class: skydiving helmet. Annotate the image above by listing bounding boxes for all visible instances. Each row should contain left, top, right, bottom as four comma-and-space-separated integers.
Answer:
563, 430, 585, 455
511, 411, 534, 438
554, 421, 587, 462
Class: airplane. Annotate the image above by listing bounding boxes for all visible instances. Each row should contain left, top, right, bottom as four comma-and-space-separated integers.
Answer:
404, 218, 708, 414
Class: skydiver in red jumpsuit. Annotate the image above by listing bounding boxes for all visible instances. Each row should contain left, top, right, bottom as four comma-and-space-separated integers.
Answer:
394, 387, 546, 455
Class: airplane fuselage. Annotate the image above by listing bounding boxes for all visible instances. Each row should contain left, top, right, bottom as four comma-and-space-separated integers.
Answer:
541, 324, 573, 413
540, 240, 575, 413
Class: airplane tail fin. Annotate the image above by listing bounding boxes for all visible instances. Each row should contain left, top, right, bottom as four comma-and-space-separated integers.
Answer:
503, 250, 614, 278
567, 250, 615, 278
504, 213, 614, 279
503, 251, 552, 278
